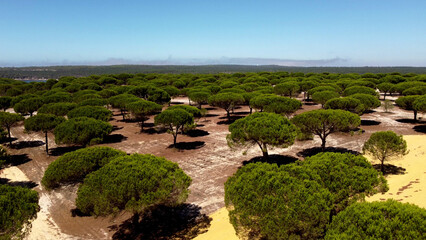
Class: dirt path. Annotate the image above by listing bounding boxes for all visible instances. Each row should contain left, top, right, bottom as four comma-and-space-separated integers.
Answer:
3, 96, 424, 239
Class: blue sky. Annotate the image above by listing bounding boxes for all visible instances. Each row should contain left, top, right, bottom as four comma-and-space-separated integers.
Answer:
1, 0, 425, 67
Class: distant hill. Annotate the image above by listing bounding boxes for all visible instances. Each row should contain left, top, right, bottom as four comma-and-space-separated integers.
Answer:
1, 65, 425, 79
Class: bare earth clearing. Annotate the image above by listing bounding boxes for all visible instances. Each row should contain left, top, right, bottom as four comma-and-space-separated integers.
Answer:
0, 95, 424, 239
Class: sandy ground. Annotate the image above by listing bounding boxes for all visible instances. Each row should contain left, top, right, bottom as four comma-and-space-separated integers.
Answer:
194, 208, 238, 240
0, 166, 29, 181
2, 95, 425, 239
366, 135, 426, 208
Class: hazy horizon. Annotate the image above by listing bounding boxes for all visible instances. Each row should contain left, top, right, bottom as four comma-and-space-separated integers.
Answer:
1, 0, 425, 67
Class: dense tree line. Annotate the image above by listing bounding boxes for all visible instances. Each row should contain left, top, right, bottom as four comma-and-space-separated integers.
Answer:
1, 66, 426, 79
0, 70, 424, 148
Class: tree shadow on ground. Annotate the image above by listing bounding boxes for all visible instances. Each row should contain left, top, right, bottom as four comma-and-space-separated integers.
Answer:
120, 118, 139, 123
361, 120, 381, 126
184, 129, 209, 137
103, 134, 128, 144
4, 154, 32, 166
363, 110, 376, 114
109, 204, 211, 240
144, 127, 168, 135
297, 147, 361, 158
168, 141, 205, 150
233, 111, 250, 115
413, 125, 426, 133
113, 112, 124, 117
395, 119, 426, 124
112, 126, 124, 132
303, 102, 318, 106
0, 178, 38, 188
342, 127, 365, 134
10, 140, 45, 149
243, 154, 299, 167
204, 114, 219, 118
217, 116, 244, 125
49, 146, 83, 156
0, 137, 18, 145
196, 124, 205, 127
204, 107, 216, 111
373, 164, 406, 176
70, 208, 92, 217
170, 101, 184, 105
142, 123, 155, 128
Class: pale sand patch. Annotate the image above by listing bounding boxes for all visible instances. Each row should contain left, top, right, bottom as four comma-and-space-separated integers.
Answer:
366, 135, 426, 208
0, 166, 74, 240
194, 208, 238, 240
0, 166, 29, 181
25, 193, 77, 240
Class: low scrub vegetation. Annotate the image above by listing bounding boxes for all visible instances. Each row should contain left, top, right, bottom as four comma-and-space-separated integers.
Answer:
42, 146, 126, 189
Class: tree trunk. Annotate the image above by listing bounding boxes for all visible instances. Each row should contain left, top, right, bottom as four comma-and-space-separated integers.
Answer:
173, 133, 177, 146
131, 213, 139, 226
262, 143, 268, 159
140, 120, 144, 132
249, 107, 253, 114
414, 110, 417, 121
381, 157, 385, 173
121, 109, 125, 120
226, 110, 230, 122
321, 137, 326, 151
7, 127, 11, 145
45, 131, 49, 155
30, 112, 33, 117
383, 92, 387, 100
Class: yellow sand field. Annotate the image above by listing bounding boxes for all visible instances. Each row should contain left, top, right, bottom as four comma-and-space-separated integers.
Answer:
194, 207, 238, 240
366, 135, 426, 208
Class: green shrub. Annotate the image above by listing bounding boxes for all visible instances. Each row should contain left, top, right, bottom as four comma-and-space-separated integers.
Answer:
167, 105, 201, 117
324, 97, 365, 114
42, 146, 126, 189
54, 117, 113, 146
325, 200, 426, 239
349, 93, 381, 110
67, 106, 112, 121
225, 163, 333, 239
37, 102, 78, 116
290, 152, 388, 212
225, 152, 388, 239
0, 185, 39, 239
76, 154, 192, 216
343, 86, 378, 97
78, 98, 108, 107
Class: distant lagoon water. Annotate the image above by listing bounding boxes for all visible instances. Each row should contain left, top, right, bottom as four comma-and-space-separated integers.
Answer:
21, 79, 48, 83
